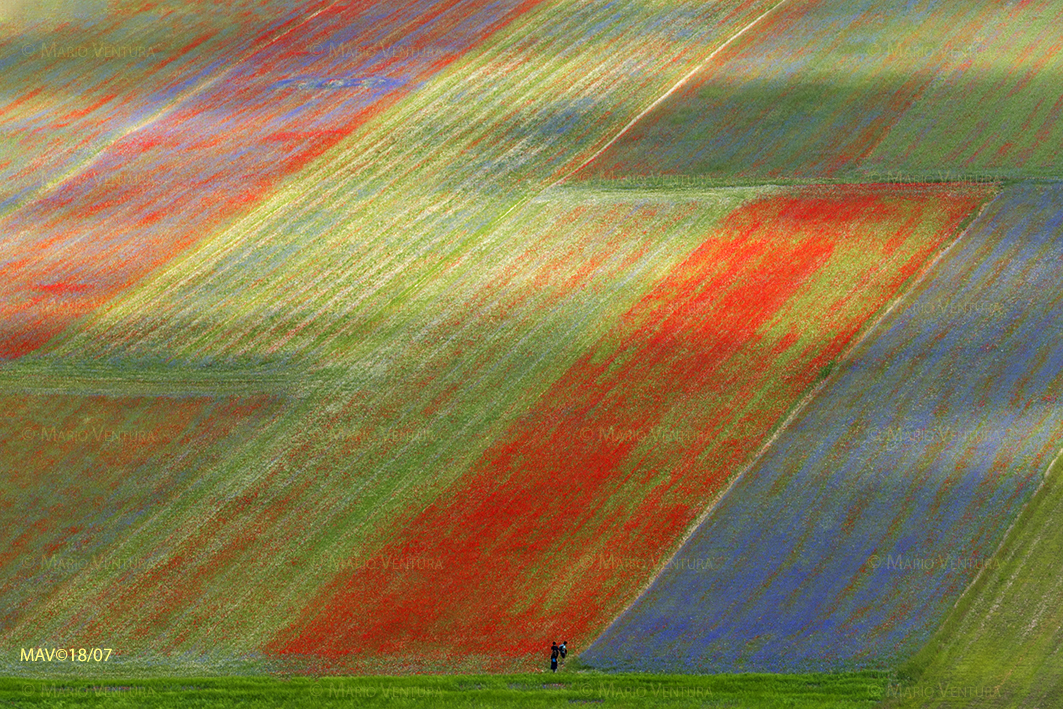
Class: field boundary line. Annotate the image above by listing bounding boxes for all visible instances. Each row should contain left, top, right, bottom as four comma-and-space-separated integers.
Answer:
593, 187, 1004, 639
906, 437, 1063, 673
479, 0, 795, 240
546, 0, 794, 190
951, 443, 1063, 613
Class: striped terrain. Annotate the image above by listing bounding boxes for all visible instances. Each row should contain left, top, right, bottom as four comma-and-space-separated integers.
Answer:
5, 0, 800, 669
0, 392, 284, 636
0, 0, 317, 208
575, 0, 1063, 183
264, 184, 989, 670
582, 183, 1063, 675
892, 459, 1063, 708
2, 0, 1062, 686
31, 0, 781, 367
882, 187, 1063, 708
0, 0, 541, 358
2, 182, 988, 671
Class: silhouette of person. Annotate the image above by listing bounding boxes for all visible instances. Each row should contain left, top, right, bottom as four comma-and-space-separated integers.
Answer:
550, 641, 559, 673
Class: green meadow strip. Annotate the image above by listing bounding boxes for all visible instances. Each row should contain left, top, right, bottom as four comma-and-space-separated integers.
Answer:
0, 672, 893, 708
0, 360, 310, 398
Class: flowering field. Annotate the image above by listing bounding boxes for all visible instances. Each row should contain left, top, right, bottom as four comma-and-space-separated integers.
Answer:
261, 184, 986, 669
2, 188, 754, 666
0, 0, 313, 208
0, 0, 543, 359
2, 183, 987, 669
577, 0, 1063, 183
30, 0, 780, 367
582, 183, 1063, 675
3, 0, 797, 669
0, 391, 283, 638
891, 463, 1063, 708
882, 189, 1063, 708
4, 0, 1061, 688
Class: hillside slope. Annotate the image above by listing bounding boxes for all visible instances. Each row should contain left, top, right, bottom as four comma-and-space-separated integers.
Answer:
583, 183, 1063, 674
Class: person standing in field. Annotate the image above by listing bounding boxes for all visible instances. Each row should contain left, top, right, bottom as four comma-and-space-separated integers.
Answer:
559, 640, 567, 668
550, 642, 559, 672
